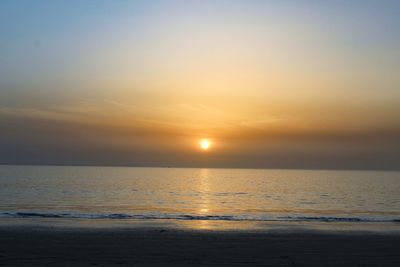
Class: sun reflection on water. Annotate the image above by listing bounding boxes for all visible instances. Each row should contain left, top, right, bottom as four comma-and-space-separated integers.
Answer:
198, 168, 210, 214
192, 168, 212, 229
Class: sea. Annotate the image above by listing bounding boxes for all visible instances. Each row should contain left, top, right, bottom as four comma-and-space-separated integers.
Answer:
0, 165, 399, 231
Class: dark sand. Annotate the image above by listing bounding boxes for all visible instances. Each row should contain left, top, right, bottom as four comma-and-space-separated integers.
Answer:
0, 227, 399, 267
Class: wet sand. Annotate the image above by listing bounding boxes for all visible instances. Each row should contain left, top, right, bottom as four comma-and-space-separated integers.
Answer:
0, 226, 399, 266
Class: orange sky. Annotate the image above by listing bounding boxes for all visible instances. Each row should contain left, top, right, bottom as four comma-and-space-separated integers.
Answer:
0, 1, 399, 169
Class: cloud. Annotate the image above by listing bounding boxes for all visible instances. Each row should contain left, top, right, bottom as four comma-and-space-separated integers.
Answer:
1, 99, 400, 170
240, 114, 284, 129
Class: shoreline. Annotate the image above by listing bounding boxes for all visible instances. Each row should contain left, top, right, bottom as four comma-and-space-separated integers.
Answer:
0, 225, 399, 266
0, 217, 399, 234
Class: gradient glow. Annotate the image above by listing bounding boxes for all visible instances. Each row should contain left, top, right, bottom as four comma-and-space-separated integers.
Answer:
0, 0, 399, 169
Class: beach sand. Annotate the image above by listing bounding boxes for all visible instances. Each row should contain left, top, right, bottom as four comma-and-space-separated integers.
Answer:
0, 226, 399, 266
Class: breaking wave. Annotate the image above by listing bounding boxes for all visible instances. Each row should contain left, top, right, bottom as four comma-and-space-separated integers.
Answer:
0, 211, 398, 223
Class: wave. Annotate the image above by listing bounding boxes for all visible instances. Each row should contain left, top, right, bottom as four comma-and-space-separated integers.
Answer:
0, 211, 399, 223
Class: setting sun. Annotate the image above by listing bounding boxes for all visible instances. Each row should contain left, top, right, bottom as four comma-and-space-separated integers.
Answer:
200, 139, 211, 151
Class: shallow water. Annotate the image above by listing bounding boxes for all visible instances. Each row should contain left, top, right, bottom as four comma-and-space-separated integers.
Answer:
0, 165, 399, 228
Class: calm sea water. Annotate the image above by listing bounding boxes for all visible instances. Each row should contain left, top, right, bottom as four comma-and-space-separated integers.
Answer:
0, 165, 399, 225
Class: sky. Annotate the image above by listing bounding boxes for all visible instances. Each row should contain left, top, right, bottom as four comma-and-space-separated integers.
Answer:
0, 0, 399, 169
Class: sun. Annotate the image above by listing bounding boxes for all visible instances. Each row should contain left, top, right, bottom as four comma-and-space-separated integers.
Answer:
200, 139, 211, 151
